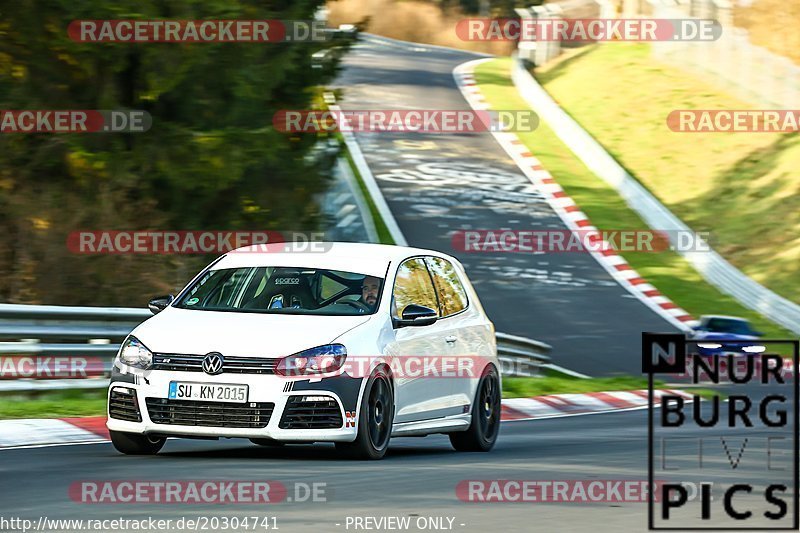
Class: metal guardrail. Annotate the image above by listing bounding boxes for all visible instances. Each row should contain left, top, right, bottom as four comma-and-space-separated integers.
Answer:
0, 304, 147, 391
510, 54, 800, 335
495, 332, 552, 377
0, 303, 151, 321
0, 304, 552, 390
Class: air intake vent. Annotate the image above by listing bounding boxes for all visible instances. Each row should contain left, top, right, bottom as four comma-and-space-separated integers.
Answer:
145, 398, 275, 428
109, 387, 142, 422
279, 396, 343, 429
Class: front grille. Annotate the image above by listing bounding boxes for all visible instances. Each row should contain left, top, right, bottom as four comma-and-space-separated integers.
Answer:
109, 387, 142, 422
279, 396, 343, 429
145, 398, 275, 428
152, 353, 278, 374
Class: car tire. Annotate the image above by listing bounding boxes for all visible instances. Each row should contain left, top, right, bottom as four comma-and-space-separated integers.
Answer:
110, 430, 166, 455
336, 368, 394, 460
450, 365, 500, 452
249, 438, 285, 447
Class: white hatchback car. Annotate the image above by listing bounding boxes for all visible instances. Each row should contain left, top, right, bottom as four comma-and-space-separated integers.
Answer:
107, 242, 500, 459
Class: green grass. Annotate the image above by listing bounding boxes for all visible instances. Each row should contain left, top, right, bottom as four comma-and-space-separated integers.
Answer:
503, 373, 716, 400
474, 57, 792, 338
535, 43, 800, 307
0, 390, 106, 419
502, 374, 652, 398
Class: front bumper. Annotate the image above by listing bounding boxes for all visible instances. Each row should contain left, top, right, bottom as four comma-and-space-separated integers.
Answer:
106, 366, 364, 442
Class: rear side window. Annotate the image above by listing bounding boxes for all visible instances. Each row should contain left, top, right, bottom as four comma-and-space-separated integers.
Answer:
392, 257, 438, 319
426, 257, 468, 317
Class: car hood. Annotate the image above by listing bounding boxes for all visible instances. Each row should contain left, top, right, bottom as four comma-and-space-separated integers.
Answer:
131, 307, 372, 358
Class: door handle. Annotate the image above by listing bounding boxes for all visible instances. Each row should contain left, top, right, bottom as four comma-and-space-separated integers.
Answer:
444, 335, 457, 344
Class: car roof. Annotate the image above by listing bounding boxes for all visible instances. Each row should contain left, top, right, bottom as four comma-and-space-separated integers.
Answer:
210, 242, 455, 278
701, 315, 748, 322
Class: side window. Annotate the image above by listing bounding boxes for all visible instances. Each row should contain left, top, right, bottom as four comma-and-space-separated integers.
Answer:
392, 258, 438, 319
426, 257, 468, 317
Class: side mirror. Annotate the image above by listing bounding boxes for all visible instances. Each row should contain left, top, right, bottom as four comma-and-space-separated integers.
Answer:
148, 294, 174, 315
394, 304, 438, 328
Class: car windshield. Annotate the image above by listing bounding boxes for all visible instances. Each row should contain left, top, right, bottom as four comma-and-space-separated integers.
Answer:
705, 318, 752, 335
174, 267, 383, 316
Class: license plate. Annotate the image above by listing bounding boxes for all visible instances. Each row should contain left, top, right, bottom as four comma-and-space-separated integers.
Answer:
168, 382, 248, 403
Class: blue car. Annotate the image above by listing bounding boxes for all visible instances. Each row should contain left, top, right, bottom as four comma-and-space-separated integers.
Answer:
689, 315, 764, 356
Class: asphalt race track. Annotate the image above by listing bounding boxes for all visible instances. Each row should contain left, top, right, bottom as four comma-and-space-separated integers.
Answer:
3, 415, 649, 533
1, 388, 794, 533
2, 415, 640, 533
332, 35, 678, 377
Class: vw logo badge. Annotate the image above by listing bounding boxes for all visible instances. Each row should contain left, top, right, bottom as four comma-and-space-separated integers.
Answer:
202, 352, 224, 375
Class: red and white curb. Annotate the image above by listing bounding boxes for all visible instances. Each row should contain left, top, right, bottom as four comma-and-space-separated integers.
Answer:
0, 390, 691, 448
501, 389, 692, 421
0, 416, 109, 448
452, 59, 694, 331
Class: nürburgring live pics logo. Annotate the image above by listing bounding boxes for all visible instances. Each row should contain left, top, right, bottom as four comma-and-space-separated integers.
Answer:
643, 332, 799, 530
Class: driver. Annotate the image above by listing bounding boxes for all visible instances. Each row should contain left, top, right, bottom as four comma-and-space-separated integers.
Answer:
359, 276, 381, 311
